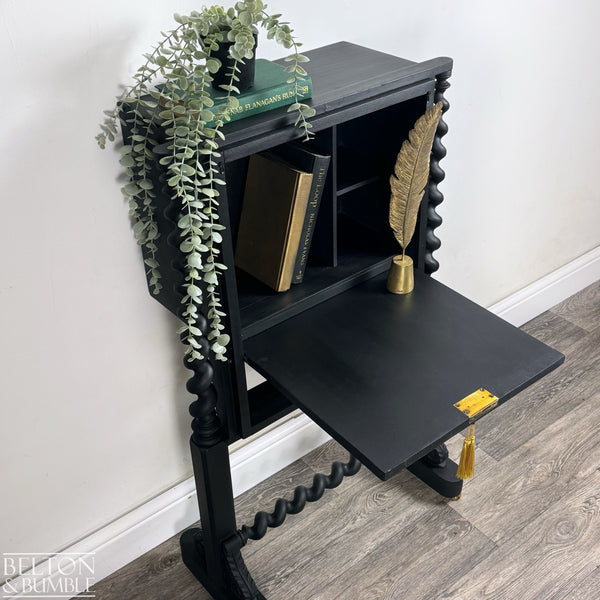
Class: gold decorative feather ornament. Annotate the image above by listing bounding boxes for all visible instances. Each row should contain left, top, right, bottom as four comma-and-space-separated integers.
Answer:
387, 102, 443, 294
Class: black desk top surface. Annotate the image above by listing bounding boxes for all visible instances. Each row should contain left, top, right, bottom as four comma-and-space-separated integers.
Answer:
244, 271, 564, 479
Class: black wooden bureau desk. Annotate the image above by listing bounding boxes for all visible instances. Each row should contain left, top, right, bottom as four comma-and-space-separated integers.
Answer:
140, 42, 564, 599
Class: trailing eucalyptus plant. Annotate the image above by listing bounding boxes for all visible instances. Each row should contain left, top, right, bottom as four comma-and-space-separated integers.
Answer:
97, 1, 314, 362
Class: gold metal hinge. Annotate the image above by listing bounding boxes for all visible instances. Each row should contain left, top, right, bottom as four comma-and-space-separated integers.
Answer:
454, 388, 499, 422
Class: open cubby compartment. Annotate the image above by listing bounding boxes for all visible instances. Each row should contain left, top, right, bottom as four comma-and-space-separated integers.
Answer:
335, 95, 429, 192
224, 128, 336, 263
334, 94, 430, 268
337, 180, 398, 258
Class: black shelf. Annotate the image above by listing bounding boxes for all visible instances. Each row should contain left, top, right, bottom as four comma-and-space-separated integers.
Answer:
244, 270, 564, 480
237, 250, 392, 340
337, 175, 382, 197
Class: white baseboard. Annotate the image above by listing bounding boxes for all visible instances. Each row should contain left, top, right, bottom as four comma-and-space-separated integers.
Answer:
7, 245, 598, 598
489, 246, 600, 326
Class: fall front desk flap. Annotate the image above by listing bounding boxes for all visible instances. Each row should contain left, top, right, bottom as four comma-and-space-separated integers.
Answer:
244, 270, 564, 480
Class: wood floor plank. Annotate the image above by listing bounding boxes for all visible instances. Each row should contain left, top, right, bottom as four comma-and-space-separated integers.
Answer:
474, 330, 599, 460
547, 564, 599, 600
439, 471, 600, 600
570, 566, 600, 600
451, 392, 600, 545
551, 280, 600, 333
310, 505, 495, 600
520, 310, 588, 354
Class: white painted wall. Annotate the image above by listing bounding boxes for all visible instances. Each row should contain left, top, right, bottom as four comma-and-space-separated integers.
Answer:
1, 0, 599, 569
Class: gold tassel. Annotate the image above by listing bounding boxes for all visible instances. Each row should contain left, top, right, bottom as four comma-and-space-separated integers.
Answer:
456, 424, 476, 480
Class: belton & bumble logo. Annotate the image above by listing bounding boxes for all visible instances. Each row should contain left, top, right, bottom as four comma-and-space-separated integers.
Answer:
2, 552, 96, 599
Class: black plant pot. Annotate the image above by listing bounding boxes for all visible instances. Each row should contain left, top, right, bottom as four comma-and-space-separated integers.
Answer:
211, 35, 258, 93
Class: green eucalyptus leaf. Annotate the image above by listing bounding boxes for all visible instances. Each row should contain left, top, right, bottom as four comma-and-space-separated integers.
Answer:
123, 182, 140, 196
206, 58, 221, 74
218, 84, 240, 94
186, 284, 202, 298
217, 334, 230, 346
119, 155, 135, 167
204, 271, 218, 284
173, 13, 189, 24
180, 164, 196, 176
188, 252, 203, 268
132, 219, 148, 236
178, 215, 192, 228
238, 11, 252, 26
179, 239, 193, 253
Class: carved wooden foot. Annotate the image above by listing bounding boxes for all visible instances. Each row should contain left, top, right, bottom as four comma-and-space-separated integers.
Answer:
407, 443, 463, 499
181, 529, 266, 600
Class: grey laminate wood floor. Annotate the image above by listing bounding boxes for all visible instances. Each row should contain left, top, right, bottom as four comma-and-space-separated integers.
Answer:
90, 281, 600, 600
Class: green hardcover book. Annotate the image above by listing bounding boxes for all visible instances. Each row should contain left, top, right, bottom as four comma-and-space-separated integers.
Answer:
206, 59, 312, 126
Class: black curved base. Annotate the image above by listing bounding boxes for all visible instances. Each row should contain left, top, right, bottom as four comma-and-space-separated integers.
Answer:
407, 446, 463, 499
181, 529, 266, 600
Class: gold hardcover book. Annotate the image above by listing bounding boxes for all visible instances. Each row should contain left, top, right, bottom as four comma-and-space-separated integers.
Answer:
235, 154, 313, 292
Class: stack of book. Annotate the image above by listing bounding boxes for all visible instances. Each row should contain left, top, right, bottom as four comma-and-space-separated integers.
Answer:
207, 59, 313, 126
235, 145, 330, 292
158, 59, 313, 126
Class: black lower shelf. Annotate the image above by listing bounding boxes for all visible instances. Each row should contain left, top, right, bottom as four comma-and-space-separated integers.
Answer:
243, 270, 564, 480
237, 251, 392, 339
